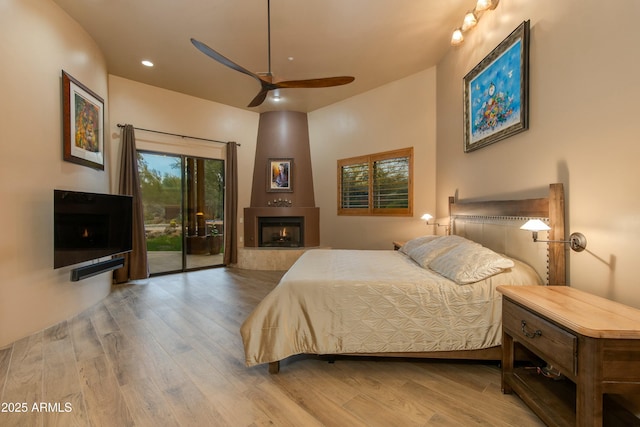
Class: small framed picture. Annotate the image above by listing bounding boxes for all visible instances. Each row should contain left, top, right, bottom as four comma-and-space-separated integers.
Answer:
62, 70, 105, 170
463, 21, 530, 152
267, 158, 293, 192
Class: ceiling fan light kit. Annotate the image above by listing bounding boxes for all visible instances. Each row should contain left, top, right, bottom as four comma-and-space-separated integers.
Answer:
191, 0, 355, 107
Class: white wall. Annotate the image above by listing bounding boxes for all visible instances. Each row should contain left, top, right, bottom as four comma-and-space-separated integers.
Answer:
0, 0, 111, 347
436, 0, 640, 306
309, 68, 437, 249
108, 75, 260, 246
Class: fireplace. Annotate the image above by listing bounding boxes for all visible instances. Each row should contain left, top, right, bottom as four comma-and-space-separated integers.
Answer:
258, 216, 303, 247
244, 207, 319, 248
243, 112, 320, 249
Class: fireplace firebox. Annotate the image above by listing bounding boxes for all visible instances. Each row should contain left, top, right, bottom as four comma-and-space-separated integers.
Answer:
244, 207, 319, 247
258, 216, 304, 247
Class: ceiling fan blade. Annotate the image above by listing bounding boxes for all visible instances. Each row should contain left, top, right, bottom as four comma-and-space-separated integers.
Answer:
275, 76, 355, 89
191, 38, 265, 85
246, 76, 355, 107
247, 87, 271, 107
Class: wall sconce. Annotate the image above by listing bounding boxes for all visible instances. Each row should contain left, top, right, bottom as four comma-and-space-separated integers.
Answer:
520, 219, 587, 252
451, 0, 500, 46
420, 213, 433, 223
421, 213, 450, 233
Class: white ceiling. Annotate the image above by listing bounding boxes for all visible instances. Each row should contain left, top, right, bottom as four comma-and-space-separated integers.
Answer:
53, 0, 473, 113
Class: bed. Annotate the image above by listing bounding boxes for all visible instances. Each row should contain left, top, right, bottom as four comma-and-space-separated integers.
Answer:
240, 183, 567, 373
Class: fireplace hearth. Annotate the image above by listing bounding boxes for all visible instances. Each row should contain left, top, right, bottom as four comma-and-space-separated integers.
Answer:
258, 216, 303, 247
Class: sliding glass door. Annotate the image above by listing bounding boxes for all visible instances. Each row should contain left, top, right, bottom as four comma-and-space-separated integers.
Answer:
138, 151, 225, 275
184, 156, 225, 270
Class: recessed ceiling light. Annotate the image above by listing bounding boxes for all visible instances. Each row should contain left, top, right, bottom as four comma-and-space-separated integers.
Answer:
141, 60, 154, 67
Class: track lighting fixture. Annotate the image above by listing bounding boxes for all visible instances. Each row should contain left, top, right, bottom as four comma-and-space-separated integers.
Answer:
451, 0, 500, 46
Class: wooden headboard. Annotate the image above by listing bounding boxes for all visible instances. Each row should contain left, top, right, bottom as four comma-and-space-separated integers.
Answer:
448, 183, 566, 286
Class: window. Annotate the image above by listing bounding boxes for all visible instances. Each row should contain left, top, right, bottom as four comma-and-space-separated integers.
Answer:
338, 147, 413, 216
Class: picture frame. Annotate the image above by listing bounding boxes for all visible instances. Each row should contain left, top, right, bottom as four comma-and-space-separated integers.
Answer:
463, 20, 530, 153
267, 158, 293, 192
62, 70, 105, 170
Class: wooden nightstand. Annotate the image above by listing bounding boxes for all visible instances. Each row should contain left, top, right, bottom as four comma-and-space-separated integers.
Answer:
497, 285, 640, 426
392, 241, 405, 251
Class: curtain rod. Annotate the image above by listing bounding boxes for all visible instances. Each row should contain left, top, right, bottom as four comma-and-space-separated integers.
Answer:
117, 124, 240, 147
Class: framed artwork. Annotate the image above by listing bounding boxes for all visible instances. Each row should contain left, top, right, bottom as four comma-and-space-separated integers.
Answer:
62, 70, 105, 170
267, 158, 292, 192
463, 20, 530, 153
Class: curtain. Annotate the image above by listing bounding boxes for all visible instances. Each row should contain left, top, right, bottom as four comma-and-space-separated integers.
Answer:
114, 125, 149, 283
223, 141, 238, 265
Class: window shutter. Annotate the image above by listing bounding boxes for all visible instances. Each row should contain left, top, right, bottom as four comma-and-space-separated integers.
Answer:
338, 147, 412, 216
373, 156, 409, 209
340, 162, 369, 209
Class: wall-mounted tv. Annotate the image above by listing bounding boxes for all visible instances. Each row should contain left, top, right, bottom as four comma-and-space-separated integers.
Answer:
54, 189, 133, 269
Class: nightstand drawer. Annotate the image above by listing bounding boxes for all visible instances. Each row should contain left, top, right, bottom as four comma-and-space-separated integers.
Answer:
503, 298, 577, 375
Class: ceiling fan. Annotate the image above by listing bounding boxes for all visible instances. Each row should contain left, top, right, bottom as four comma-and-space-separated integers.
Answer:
191, 0, 355, 107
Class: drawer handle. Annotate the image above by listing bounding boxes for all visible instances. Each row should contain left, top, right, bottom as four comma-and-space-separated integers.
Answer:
521, 320, 542, 338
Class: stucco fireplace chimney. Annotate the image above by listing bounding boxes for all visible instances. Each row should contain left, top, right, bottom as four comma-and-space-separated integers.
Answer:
244, 111, 320, 247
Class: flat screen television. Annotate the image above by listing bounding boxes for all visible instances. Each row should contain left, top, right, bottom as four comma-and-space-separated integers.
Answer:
54, 189, 133, 269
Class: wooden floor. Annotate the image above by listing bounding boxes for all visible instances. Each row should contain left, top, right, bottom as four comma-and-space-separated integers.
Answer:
0, 267, 544, 427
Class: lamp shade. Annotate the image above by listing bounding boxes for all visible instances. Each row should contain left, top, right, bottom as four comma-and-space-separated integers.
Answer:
421, 213, 434, 221
461, 11, 478, 31
475, 0, 493, 12
520, 219, 551, 232
451, 29, 464, 45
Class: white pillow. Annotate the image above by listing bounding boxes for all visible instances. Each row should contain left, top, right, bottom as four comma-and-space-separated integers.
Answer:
483, 258, 543, 287
429, 242, 515, 285
407, 235, 470, 268
398, 235, 440, 255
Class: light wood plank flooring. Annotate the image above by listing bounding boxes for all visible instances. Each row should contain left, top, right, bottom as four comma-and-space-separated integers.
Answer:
0, 268, 544, 426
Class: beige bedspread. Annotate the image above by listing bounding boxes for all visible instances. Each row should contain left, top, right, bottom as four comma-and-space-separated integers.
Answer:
240, 249, 541, 367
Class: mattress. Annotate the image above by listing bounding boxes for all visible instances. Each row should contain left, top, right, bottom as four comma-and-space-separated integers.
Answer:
240, 248, 542, 367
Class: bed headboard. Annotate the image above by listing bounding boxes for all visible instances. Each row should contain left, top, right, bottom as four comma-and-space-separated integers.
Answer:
448, 183, 566, 286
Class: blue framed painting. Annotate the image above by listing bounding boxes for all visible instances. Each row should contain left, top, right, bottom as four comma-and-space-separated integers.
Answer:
463, 21, 530, 152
